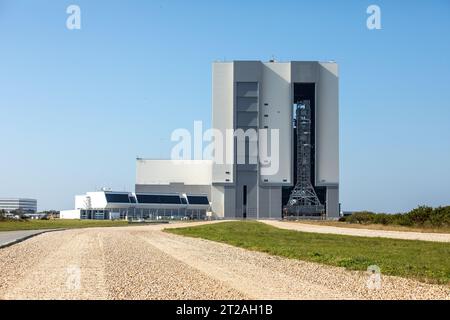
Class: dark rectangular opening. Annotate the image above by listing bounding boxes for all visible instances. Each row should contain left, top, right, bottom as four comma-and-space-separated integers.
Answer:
187, 196, 209, 205
136, 194, 181, 204
105, 193, 131, 203
282, 83, 326, 206
243, 185, 247, 219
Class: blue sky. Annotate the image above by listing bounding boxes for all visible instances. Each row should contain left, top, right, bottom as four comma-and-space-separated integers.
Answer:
0, 0, 449, 212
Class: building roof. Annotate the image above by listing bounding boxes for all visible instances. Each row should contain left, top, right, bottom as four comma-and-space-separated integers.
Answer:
136, 159, 213, 186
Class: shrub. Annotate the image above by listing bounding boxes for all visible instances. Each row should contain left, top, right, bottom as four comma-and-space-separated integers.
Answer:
372, 213, 392, 225
397, 213, 414, 226
407, 206, 433, 225
345, 211, 376, 224
428, 206, 450, 227
344, 205, 450, 228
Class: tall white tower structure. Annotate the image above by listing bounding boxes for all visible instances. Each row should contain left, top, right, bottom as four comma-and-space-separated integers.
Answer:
210, 61, 339, 219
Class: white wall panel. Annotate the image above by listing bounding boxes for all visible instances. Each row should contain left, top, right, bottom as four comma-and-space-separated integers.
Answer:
316, 62, 339, 185
260, 62, 292, 184
136, 160, 212, 185
212, 63, 234, 183
211, 185, 225, 217
60, 209, 81, 219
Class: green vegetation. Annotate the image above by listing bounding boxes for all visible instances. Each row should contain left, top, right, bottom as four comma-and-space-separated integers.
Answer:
341, 206, 450, 229
166, 221, 450, 284
0, 219, 129, 231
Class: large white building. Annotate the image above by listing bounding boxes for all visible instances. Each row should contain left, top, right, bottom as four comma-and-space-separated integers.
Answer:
137, 60, 340, 219
62, 60, 339, 220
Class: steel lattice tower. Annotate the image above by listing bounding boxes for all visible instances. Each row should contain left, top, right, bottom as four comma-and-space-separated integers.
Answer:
286, 100, 324, 216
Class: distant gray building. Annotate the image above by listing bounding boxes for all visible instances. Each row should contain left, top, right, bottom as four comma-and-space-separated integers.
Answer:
0, 198, 37, 213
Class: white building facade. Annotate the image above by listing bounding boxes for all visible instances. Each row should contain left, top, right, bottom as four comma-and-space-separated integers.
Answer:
210, 61, 339, 219
62, 60, 339, 220
136, 61, 339, 219
60, 190, 210, 220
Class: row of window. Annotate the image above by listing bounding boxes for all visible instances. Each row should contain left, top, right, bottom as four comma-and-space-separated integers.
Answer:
104, 193, 209, 205
79, 208, 208, 220
136, 194, 182, 204
0, 204, 37, 208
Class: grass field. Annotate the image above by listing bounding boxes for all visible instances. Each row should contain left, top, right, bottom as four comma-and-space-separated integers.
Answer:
291, 220, 450, 234
166, 221, 450, 284
0, 219, 129, 231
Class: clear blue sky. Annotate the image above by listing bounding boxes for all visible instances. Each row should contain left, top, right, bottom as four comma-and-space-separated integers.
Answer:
0, 0, 449, 212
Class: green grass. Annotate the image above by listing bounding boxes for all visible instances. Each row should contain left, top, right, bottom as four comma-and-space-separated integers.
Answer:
165, 221, 450, 285
292, 220, 450, 233
0, 219, 129, 231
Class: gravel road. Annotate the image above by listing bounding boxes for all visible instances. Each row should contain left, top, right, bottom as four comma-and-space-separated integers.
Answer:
0, 223, 448, 300
0, 229, 57, 248
261, 220, 450, 243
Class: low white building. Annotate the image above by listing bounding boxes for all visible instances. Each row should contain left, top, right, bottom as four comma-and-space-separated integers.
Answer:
60, 190, 210, 220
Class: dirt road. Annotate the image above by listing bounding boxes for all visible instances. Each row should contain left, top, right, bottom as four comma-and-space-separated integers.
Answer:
261, 220, 450, 243
0, 223, 448, 300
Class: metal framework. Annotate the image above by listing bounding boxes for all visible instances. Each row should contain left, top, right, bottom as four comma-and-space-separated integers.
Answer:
285, 100, 324, 217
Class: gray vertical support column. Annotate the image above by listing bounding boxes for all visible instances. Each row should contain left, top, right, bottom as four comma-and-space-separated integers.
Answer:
326, 186, 340, 219
235, 79, 260, 219
258, 186, 282, 219
269, 187, 282, 219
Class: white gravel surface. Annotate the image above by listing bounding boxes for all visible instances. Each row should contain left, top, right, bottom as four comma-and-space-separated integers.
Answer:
0, 222, 448, 300
261, 220, 450, 243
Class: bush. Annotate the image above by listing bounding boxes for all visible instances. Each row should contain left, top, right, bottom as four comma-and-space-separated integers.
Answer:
408, 206, 433, 225
392, 213, 413, 226
345, 211, 376, 224
372, 213, 392, 225
427, 206, 450, 227
344, 205, 450, 228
